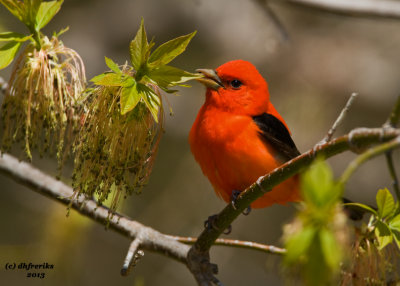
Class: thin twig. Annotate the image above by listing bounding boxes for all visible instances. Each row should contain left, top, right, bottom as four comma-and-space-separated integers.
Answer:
339, 136, 400, 185
384, 95, 400, 128
275, 0, 400, 20
168, 235, 286, 255
320, 93, 358, 144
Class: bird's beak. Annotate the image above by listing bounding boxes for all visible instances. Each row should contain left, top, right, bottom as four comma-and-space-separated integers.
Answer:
195, 69, 225, 90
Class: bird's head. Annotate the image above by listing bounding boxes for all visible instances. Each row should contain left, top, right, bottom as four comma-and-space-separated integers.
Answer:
196, 60, 270, 115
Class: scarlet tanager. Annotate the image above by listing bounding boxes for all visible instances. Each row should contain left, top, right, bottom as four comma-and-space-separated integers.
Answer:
189, 60, 300, 208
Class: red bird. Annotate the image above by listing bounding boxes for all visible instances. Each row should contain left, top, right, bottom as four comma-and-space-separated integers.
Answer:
189, 60, 300, 209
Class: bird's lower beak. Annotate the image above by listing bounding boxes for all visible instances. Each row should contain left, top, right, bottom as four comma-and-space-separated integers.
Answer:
195, 69, 224, 90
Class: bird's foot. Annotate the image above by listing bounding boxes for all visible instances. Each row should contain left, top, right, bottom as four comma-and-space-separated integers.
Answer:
204, 215, 232, 235
230, 190, 252, 215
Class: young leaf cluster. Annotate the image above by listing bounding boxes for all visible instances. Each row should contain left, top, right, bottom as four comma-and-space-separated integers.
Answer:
0, 0, 85, 170
0, 0, 63, 69
72, 81, 162, 214
284, 160, 348, 286
345, 188, 400, 250
72, 19, 199, 213
91, 19, 200, 121
1, 36, 86, 165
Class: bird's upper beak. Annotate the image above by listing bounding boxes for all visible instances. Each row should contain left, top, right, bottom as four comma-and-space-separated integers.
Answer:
195, 69, 224, 90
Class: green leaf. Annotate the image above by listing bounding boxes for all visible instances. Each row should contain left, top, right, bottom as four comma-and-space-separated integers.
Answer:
105, 56, 121, 74
285, 226, 316, 263
375, 220, 393, 250
120, 76, 136, 87
0, 32, 31, 42
91, 73, 124, 86
35, 0, 63, 31
25, 0, 42, 28
343, 203, 378, 216
376, 188, 395, 219
305, 235, 331, 286
130, 18, 149, 71
120, 82, 140, 115
137, 83, 160, 122
90, 73, 106, 83
390, 214, 400, 249
301, 159, 341, 207
389, 214, 400, 231
319, 228, 341, 270
54, 26, 69, 37
148, 31, 196, 67
159, 86, 179, 94
148, 65, 201, 89
392, 228, 400, 249
0, 1, 24, 21
0, 41, 22, 69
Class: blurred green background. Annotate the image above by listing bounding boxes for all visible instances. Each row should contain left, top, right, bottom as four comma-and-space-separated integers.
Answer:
1, 0, 400, 285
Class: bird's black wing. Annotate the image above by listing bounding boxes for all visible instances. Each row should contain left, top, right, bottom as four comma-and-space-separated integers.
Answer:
252, 113, 300, 161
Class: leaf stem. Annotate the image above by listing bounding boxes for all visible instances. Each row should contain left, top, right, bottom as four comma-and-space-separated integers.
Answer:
339, 136, 400, 186
28, 27, 42, 50
383, 95, 400, 199
385, 151, 400, 200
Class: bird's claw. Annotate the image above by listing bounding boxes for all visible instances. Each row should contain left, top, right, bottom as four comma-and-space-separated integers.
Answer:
230, 190, 252, 215
242, 206, 251, 216
230, 190, 241, 210
204, 215, 218, 230
204, 215, 232, 235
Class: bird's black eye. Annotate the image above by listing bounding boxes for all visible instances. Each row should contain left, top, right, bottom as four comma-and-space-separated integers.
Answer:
230, 79, 242, 89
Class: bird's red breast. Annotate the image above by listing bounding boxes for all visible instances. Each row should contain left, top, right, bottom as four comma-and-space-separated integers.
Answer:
189, 60, 300, 208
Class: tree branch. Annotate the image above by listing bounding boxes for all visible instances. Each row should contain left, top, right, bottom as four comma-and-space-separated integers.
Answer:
2, 88, 400, 285
274, 0, 400, 20
0, 151, 286, 283
187, 127, 400, 285
0, 152, 190, 264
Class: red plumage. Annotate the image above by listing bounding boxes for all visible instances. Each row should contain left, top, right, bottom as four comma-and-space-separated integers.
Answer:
189, 60, 300, 208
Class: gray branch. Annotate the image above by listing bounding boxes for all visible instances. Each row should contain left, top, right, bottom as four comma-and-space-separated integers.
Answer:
0, 152, 190, 264
187, 127, 400, 285
275, 0, 400, 19
0, 151, 287, 284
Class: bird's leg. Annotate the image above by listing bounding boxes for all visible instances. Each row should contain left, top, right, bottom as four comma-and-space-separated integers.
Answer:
204, 215, 232, 235
230, 190, 252, 215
